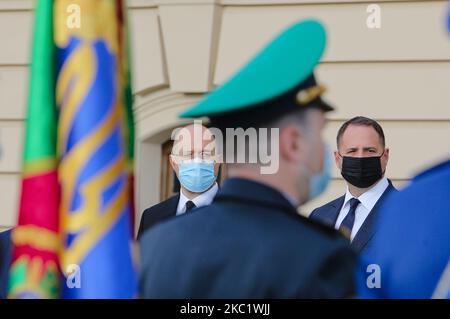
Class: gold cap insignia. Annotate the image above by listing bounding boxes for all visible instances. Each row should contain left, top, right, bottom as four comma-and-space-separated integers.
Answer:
296, 84, 327, 106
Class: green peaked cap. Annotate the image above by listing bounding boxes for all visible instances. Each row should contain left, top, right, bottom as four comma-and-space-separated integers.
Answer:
180, 19, 331, 119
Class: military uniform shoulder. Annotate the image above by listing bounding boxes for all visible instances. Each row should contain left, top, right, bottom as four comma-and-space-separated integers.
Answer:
294, 213, 346, 241
142, 194, 179, 215
139, 214, 173, 243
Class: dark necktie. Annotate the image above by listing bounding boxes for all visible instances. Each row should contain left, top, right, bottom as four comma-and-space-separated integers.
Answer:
339, 198, 360, 238
185, 200, 196, 213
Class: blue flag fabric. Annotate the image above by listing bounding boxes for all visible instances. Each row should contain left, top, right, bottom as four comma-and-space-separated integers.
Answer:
356, 160, 450, 298
55, 0, 137, 298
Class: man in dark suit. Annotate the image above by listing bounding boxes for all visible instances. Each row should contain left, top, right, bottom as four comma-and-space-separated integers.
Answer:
137, 124, 220, 239
0, 229, 12, 299
310, 116, 397, 253
139, 20, 356, 298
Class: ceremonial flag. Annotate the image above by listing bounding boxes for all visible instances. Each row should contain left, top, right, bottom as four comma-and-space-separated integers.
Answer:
8, 0, 60, 299
9, 0, 137, 299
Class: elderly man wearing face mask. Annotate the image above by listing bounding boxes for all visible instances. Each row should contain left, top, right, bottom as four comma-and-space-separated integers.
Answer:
139, 20, 356, 299
310, 116, 397, 254
137, 123, 220, 240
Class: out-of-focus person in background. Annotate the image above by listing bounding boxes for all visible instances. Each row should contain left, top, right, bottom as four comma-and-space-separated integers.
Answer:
356, 159, 450, 298
137, 124, 220, 239
310, 116, 397, 253
0, 228, 12, 299
354, 5, 450, 299
0, 140, 12, 298
139, 19, 356, 298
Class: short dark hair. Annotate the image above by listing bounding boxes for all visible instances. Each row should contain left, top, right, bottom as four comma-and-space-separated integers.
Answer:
337, 116, 385, 148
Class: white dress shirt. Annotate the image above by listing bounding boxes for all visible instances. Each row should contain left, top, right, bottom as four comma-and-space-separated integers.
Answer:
335, 177, 389, 241
176, 182, 219, 215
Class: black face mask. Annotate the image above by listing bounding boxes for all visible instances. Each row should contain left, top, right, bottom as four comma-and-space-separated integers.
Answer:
340, 153, 384, 188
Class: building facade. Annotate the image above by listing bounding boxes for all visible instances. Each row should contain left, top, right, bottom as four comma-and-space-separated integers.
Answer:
1, 0, 450, 232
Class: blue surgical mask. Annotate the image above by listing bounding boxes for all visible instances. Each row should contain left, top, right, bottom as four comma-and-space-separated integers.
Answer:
309, 144, 332, 200
178, 158, 216, 193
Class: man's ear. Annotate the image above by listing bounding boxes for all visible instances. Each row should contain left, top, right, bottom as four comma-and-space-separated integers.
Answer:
279, 124, 303, 164
334, 150, 342, 170
382, 147, 390, 164
169, 155, 179, 174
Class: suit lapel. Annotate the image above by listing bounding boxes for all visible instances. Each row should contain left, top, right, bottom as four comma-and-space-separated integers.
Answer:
137, 194, 180, 240
308, 196, 344, 228
165, 194, 180, 218
351, 182, 397, 252
331, 196, 345, 226
319, 196, 345, 227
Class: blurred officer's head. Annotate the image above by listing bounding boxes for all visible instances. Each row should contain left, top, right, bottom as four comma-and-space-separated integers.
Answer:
170, 123, 220, 197
226, 106, 330, 207
335, 116, 389, 191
